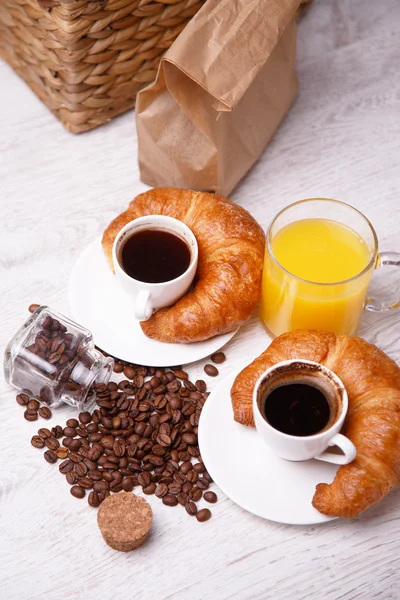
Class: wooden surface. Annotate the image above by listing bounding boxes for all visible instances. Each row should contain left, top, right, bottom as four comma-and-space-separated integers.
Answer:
1, 1, 400, 598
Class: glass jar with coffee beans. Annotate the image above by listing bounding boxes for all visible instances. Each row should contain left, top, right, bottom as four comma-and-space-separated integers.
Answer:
4, 306, 113, 410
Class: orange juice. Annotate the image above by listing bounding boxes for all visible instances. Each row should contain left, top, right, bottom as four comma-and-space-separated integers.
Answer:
260, 218, 373, 336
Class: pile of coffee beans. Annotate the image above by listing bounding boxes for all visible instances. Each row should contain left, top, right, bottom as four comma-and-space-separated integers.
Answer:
17, 394, 52, 421
24, 304, 226, 522
29, 360, 221, 521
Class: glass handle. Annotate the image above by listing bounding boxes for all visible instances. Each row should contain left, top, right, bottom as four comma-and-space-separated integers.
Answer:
365, 252, 400, 312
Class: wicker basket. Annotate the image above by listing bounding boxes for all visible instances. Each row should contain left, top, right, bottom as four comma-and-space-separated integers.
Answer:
0, 0, 206, 133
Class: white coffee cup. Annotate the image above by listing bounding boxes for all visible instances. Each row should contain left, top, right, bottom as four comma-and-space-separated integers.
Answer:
253, 359, 357, 464
112, 215, 198, 321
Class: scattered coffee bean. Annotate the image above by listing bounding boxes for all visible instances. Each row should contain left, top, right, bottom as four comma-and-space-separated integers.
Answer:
38, 406, 52, 419
204, 491, 218, 503
210, 352, 226, 364
44, 450, 57, 463
162, 495, 178, 507
204, 364, 219, 377
29, 303, 40, 313
31, 435, 45, 448
56, 447, 69, 459
45, 437, 60, 451
70, 485, 85, 499
113, 362, 124, 374
24, 410, 38, 421
185, 502, 197, 516
16, 393, 29, 406
88, 491, 100, 507
27, 399, 40, 412
196, 508, 212, 522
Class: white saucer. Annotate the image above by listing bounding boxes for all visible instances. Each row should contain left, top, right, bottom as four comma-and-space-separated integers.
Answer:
68, 238, 238, 366
198, 372, 338, 525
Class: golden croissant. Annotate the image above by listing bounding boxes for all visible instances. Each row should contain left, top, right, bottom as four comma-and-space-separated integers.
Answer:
102, 188, 265, 343
231, 329, 400, 518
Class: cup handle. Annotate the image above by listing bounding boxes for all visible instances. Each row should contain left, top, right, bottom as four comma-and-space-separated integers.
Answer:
134, 290, 153, 321
365, 252, 400, 312
315, 433, 357, 465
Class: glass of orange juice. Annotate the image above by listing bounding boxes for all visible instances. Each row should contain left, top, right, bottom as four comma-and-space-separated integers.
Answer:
260, 198, 400, 337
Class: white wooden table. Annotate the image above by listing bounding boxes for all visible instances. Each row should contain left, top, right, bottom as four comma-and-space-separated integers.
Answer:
1, 1, 400, 598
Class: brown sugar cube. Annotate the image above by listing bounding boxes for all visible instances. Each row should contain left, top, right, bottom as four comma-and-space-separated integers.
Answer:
97, 492, 153, 552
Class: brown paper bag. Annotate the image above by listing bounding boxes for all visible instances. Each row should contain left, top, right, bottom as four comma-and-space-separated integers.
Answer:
136, 0, 300, 197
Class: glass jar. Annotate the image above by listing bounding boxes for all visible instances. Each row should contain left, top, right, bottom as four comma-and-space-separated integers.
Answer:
4, 306, 114, 410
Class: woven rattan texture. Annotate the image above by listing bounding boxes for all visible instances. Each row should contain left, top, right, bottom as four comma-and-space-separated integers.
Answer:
0, 0, 206, 132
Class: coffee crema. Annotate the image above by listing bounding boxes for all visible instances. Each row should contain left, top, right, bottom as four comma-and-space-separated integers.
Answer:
120, 229, 191, 284
263, 382, 331, 437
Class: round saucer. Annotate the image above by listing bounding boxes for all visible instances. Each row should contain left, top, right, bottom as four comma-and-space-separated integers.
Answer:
198, 372, 338, 525
68, 238, 238, 366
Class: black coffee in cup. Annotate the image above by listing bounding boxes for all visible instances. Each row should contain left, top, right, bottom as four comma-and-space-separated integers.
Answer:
263, 383, 331, 437
119, 229, 191, 284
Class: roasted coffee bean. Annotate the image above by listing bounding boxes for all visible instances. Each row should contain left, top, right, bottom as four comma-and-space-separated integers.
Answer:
63, 427, 77, 438
88, 491, 100, 507
88, 469, 103, 481
44, 450, 57, 463
123, 366, 136, 379
186, 470, 198, 484
68, 438, 82, 452
38, 406, 52, 419
196, 477, 209, 490
51, 425, 63, 439
78, 477, 93, 489
66, 471, 78, 485
44, 437, 59, 451
65, 418, 78, 428
70, 485, 85, 499
98, 489, 110, 503
211, 351, 226, 364
138, 472, 151, 488
68, 452, 82, 463
38, 428, 52, 439
59, 459, 74, 474
79, 412, 92, 424
182, 432, 197, 445
185, 502, 197, 516
143, 483, 156, 495
195, 380, 207, 393
56, 447, 69, 459
24, 410, 38, 421
93, 480, 109, 493
122, 477, 135, 492
203, 471, 214, 483
87, 446, 102, 461
155, 483, 168, 498
26, 399, 40, 412
113, 362, 124, 374
196, 508, 211, 522
29, 303, 40, 313
182, 481, 193, 494
74, 462, 88, 477
179, 461, 192, 475
204, 364, 219, 377
189, 487, 202, 502
168, 483, 182, 495
31, 435, 45, 448
177, 492, 189, 506
204, 491, 218, 503
157, 434, 171, 447
113, 440, 125, 457
16, 393, 30, 406
162, 494, 178, 507
193, 462, 205, 473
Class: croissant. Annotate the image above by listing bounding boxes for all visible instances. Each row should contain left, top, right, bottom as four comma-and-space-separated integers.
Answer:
102, 188, 265, 343
231, 329, 400, 518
